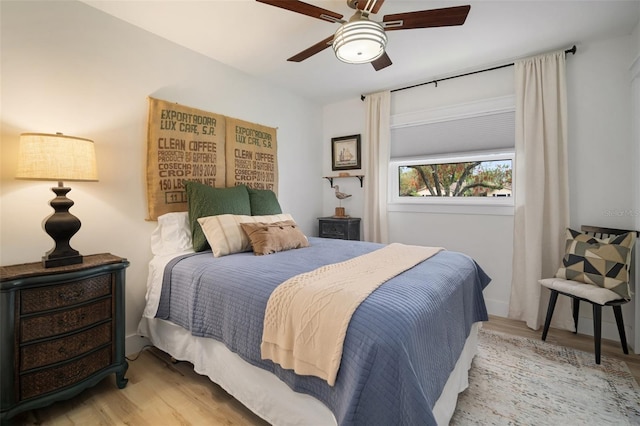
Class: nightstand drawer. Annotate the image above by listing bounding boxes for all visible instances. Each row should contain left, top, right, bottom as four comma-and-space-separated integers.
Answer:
20, 298, 112, 343
20, 345, 112, 400
21, 274, 111, 314
321, 222, 346, 238
318, 217, 361, 241
20, 322, 112, 371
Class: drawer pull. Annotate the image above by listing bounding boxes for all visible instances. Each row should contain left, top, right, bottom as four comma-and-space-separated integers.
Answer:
58, 288, 85, 302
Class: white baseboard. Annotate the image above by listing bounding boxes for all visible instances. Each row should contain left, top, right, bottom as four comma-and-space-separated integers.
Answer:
484, 298, 509, 318
576, 317, 636, 354
126, 334, 152, 357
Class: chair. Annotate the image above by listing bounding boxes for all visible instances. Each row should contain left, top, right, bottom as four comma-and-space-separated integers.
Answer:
540, 225, 638, 364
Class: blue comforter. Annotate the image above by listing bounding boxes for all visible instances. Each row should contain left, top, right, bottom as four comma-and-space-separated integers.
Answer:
156, 237, 490, 425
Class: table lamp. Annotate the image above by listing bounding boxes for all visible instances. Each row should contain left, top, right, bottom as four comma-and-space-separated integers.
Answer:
15, 133, 98, 268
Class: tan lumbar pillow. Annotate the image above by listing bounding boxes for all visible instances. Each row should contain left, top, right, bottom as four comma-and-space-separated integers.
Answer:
240, 220, 309, 255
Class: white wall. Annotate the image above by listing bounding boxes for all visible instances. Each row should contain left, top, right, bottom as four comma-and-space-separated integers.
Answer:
322, 34, 640, 346
567, 37, 635, 229
0, 1, 323, 354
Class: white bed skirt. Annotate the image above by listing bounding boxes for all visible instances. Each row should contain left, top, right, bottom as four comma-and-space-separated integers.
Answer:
138, 318, 479, 426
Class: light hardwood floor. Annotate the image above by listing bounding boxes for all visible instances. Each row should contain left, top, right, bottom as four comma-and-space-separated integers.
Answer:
11, 315, 640, 425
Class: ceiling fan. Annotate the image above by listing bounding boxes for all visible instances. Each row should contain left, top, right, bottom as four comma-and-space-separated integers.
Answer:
256, 0, 471, 71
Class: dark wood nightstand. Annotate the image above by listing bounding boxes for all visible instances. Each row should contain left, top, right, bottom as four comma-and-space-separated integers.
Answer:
0, 254, 129, 423
318, 217, 361, 241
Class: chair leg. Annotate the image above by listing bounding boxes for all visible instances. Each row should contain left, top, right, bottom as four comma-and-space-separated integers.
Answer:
592, 304, 602, 364
572, 297, 580, 334
612, 305, 629, 355
542, 290, 559, 341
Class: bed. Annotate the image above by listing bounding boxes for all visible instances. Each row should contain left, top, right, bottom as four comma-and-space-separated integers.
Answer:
137, 183, 490, 425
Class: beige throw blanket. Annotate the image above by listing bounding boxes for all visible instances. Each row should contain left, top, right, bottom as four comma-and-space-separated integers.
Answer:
261, 243, 444, 386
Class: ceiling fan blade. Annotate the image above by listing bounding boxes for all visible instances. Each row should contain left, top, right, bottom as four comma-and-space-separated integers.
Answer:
356, 0, 386, 15
288, 35, 335, 62
371, 52, 392, 71
382, 5, 470, 31
256, 0, 343, 23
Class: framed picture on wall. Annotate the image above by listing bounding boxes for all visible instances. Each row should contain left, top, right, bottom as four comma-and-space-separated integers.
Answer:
331, 134, 361, 171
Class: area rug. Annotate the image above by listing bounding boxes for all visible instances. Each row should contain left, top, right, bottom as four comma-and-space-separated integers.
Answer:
450, 328, 640, 425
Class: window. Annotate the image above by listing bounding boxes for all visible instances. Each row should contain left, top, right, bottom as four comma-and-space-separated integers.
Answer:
399, 159, 512, 198
390, 150, 514, 205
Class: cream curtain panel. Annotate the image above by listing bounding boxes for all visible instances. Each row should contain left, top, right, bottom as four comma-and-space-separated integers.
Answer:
508, 51, 573, 330
363, 91, 390, 243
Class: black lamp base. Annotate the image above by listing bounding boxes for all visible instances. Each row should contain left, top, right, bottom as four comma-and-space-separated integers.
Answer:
42, 184, 84, 268
43, 253, 83, 268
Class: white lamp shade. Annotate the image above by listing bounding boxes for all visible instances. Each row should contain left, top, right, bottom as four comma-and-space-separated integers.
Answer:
16, 133, 98, 182
333, 20, 387, 64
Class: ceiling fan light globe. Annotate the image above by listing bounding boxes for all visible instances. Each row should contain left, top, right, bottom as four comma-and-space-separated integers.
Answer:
333, 20, 387, 64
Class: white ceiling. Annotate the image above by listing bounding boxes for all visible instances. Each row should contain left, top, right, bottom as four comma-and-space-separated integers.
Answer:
83, 0, 640, 105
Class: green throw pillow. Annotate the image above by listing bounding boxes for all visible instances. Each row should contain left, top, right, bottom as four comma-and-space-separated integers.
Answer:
247, 187, 282, 216
555, 228, 636, 300
185, 182, 251, 252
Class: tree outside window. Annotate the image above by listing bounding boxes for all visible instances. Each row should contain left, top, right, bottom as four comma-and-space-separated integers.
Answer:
399, 160, 512, 197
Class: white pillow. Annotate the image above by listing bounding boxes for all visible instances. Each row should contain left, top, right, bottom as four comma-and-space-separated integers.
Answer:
197, 213, 293, 257
150, 212, 193, 256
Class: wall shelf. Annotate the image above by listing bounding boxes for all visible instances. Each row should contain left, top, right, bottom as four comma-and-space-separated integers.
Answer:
323, 175, 364, 187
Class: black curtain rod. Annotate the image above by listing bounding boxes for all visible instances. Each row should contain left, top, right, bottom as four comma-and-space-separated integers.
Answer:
360, 45, 577, 101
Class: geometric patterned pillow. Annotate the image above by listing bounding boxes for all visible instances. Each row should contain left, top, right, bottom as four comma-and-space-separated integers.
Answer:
555, 228, 636, 300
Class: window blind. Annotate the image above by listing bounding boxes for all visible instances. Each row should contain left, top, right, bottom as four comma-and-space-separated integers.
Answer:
390, 111, 515, 158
